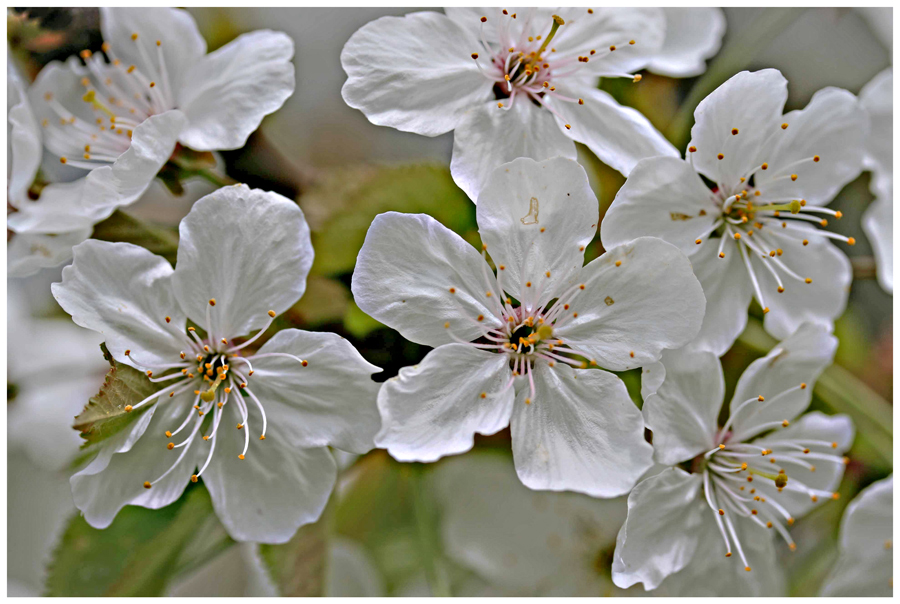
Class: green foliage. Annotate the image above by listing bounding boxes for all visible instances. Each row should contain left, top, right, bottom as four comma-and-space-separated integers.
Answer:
258, 502, 330, 596
45, 484, 230, 596
303, 163, 477, 277
73, 344, 160, 447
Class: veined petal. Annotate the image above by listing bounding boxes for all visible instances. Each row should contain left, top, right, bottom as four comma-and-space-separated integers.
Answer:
753, 87, 865, 205
863, 182, 893, 293
729, 323, 837, 442
100, 7, 206, 96
549, 84, 677, 177
688, 69, 788, 187
820, 475, 893, 597
71, 400, 199, 529
203, 413, 337, 544
247, 329, 382, 454
172, 185, 312, 339
375, 344, 515, 462
7, 228, 90, 278
7, 58, 42, 207
859, 67, 892, 184
554, 237, 705, 371
351, 212, 501, 348
450, 100, 576, 202
749, 411, 854, 519
647, 8, 725, 77
601, 156, 720, 255
341, 11, 493, 136
753, 227, 852, 341
510, 362, 653, 498
475, 157, 597, 305
51, 240, 186, 368
685, 237, 754, 356
643, 349, 724, 466
179, 31, 295, 151
611, 468, 704, 590
656, 512, 785, 596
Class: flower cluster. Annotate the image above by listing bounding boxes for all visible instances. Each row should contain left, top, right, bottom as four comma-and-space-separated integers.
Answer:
7, 6, 891, 597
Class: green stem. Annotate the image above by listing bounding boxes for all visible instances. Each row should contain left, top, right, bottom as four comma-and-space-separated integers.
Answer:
194, 168, 238, 188
408, 466, 451, 597
665, 7, 808, 149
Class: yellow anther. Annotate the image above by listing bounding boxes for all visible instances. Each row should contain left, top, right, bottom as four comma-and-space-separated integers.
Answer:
781, 123, 788, 130
732, 128, 739, 135
717, 153, 724, 160
143, 481, 152, 489
238, 454, 245, 460
209, 298, 216, 306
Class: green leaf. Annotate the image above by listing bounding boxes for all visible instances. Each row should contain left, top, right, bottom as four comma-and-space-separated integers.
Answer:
91, 210, 180, 265
344, 300, 384, 339
303, 163, 477, 277
73, 343, 162, 447
45, 484, 231, 596
258, 501, 331, 597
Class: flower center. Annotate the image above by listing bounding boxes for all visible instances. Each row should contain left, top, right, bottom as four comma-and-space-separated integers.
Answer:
40, 34, 176, 171
119, 299, 306, 491
690, 383, 847, 572
687, 137, 855, 314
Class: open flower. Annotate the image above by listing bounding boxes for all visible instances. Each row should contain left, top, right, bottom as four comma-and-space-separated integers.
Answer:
859, 67, 893, 293
433, 452, 632, 596
8, 7, 294, 262
51, 185, 381, 543
820, 474, 893, 596
341, 7, 691, 200
602, 69, 866, 355
613, 323, 854, 594
351, 157, 705, 497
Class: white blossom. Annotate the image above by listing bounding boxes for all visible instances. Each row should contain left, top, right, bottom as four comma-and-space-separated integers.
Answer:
351, 157, 705, 497
51, 185, 381, 543
613, 323, 853, 594
603, 69, 866, 354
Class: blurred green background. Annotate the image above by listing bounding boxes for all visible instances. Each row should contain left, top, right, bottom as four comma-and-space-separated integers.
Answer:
7, 7, 892, 596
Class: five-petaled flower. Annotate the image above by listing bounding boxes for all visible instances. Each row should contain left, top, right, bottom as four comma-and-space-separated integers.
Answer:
612, 323, 853, 595
351, 157, 706, 497
52, 185, 382, 543
7, 7, 295, 275
341, 7, 728, 200
602, 69, 866, 355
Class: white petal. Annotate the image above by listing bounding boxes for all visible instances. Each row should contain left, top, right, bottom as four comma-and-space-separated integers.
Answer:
656, 512, 786, 596
601, 156, 720, 255
341, 11, 493, 136
754, 228, 852, 341
247, 329, 381, 454
647, 8, 726, 77
203, 411, 337, 543
51, 240, 186, 368
555, 237, 706, 371
729, 323, 837, 441
179, 31, 295, 151
688, 69, 788, 186
863, 183, 893, 293
450, 100, 576, 202
71, 400, 200, 529
375, 344, 515, 462
753, 87, 865, 204
475, 156, 597, 304
7, 228, 90, 278
327, 538, 385, 597
750, 411, 854, 519
611, 468, 705, 590
100, 7, 206, 96
172, 185, 312, 338
434, 452, 627, 593
510, 362, 653, 497
549, 84, 678, 176
350, 212, 501, 348
550, 7, 666, 74
821, 475, 893, 597
643, 349, 723, 466
7, 59, 42, 207
685, 237, 755, 356
859, 67, 892, 184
